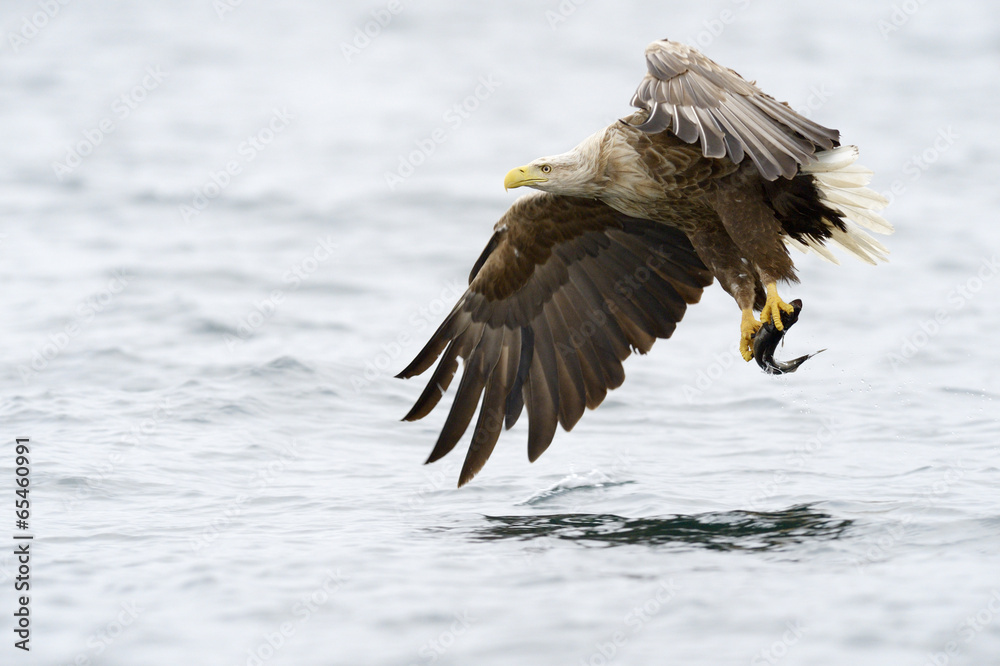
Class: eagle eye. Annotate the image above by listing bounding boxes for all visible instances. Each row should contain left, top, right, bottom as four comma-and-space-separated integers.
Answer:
540, 164, 552, 174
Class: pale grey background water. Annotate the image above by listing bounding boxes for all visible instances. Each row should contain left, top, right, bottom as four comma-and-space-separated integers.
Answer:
1, 1, 999, 665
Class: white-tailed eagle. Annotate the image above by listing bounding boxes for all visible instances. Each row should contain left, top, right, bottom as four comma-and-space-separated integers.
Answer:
397, 39, 891, 486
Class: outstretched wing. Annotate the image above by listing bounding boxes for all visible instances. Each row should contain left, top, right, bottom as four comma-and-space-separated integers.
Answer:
396, 193, 713, 486
629, 39, 839, 180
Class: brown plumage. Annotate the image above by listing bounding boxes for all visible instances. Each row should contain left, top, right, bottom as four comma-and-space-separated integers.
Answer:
398, 39, 891, 486
397, 194, 712, 486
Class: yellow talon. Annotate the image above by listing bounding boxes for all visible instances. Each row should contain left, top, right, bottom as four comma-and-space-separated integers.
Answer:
759, 282, 795, 332
739, 308, 761, 362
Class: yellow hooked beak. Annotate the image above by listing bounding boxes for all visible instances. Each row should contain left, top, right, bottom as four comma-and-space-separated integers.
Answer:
504, 164, 548, 190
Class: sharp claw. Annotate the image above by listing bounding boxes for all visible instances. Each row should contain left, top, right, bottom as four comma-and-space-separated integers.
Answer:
739, 308, 760, 362
761, 282, 793, 332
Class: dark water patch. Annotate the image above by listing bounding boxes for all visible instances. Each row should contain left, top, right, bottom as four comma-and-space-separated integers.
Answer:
473, 504, 851, 551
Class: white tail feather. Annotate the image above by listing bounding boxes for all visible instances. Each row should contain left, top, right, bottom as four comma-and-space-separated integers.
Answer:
818, 187, 888, 210
785, 235, 841, 264
811, 171, 871, 189
801, 145, 860, 172
834, 204, 893, 234
787, 145, 893, 264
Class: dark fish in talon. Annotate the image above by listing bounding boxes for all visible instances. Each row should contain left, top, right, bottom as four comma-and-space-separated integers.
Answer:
752, 299, 824, 375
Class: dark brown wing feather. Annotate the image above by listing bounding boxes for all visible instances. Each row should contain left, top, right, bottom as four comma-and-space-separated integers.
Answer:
629, 39, 839, 180
396, 192, 714, 486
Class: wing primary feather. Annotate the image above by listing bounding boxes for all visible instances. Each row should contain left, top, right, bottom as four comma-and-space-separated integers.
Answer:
396, 310, 471, 379
505, 326, 533, 430
526, 315, 560, 461
458, 330, 511, 486
756, 95, 839, 147
545, 293, 591, 429
552, 285, 608, 409
401, 340, 461, 422
423, 324, 491, 464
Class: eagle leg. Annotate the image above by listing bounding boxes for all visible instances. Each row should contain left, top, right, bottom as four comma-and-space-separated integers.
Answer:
739, 307, 761, 362
759, 282, 795, 332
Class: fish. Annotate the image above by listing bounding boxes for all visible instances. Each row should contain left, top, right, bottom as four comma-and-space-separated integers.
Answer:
752, 299, 824, 375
